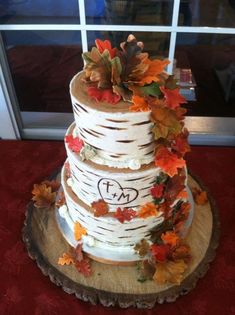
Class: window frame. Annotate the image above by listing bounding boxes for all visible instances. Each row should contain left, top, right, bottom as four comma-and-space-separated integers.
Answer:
0, 0, 234, 144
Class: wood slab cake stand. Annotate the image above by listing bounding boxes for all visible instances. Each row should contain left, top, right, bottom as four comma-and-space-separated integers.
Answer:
22, 171, 220, 309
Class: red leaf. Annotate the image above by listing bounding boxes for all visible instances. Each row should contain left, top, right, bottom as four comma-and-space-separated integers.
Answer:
160, 87, 187, 109
74, 243, 84, 262
87, 87, 121, 104
75, 257, 92, 277
65, 135, 84, 153
164, 173, 186, 204
150, 184, 165, 198
172, 129, 191, 157
64, 161, 71, 177
114, 207, 137, 223
95, 39, 117, 59
151, 244, 170, 263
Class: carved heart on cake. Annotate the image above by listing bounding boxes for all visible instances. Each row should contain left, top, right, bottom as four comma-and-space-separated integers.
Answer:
98, 178, 139, 206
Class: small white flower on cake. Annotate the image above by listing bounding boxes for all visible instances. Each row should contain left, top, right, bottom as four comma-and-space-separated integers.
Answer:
83, 235, 96, 247
58, 205, 68, 218
67, 178, 73, 187
129, 159, 141, 170
80, 144, 97, 161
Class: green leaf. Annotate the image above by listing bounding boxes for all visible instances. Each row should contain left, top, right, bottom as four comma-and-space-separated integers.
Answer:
155, 172, 169, 185
111, 56, 122, 85
139, 82, 162, 97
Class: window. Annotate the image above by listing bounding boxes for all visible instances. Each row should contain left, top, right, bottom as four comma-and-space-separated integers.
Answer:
0, 0, 234, 144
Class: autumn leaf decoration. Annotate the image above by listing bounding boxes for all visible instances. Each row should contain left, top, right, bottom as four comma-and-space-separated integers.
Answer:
83, 34, 190, 181
134, 239, 150, 257
136, 230, 191, 285
74, 222, 87, 241
138, 202, 159, 218
91, 199, 109, 217
32, 180, 60, 208
58, 243, 92, 277
65, 134, 84, 153
114, 207, 137, 223
155, 146, 186, 178
192, 187, 208, 205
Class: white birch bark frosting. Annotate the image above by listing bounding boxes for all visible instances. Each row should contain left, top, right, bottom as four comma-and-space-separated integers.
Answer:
65, 125, 162, 211
70, 72, 155, 169
60, 165, 164, 261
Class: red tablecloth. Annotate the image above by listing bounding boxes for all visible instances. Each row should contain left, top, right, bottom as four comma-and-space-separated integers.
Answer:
0, 141, 234, 315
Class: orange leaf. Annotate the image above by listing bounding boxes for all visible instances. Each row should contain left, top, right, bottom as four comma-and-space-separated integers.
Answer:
74, 222, 87, 241
32, 183, 56, 208
91, 199, 109, 217
192, 187, 208, 205
176, 190, 188, 200
155, 146, 186, 177
160, 87, 187, 109
42, 180, 60, 192
58, 252, 75, 266
139, 58, 170, 86
129, 95, 150, 112
153, 259, 187, 285
138, 202, 159, 218
161, 231, 180, 247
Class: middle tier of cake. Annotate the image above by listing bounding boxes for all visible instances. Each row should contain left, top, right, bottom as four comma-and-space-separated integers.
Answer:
65, 125, 165, 212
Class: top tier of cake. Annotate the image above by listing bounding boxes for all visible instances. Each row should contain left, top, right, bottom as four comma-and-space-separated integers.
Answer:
70, 72, 155, 169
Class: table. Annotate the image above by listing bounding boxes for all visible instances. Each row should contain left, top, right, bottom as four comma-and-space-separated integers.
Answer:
0, 140, 234, 315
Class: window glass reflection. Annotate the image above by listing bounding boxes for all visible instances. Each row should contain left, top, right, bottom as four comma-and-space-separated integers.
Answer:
86, 0, 174, 25
0, 0, 79, 24
3, 31, 83, 113
175, 33, 235, 117
88, 31, 170, 58
178, 0, 235, 27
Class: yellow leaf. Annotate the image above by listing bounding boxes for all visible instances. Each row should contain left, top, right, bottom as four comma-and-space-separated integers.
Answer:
74, 222, 87, 241
153, 259, 187, 285
58, 252, 75, 265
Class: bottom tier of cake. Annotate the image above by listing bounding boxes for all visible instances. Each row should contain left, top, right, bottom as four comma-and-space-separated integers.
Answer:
56, 166, 194, 264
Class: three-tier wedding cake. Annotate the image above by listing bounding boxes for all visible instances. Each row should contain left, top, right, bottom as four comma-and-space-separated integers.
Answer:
57, 35, 193, 284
